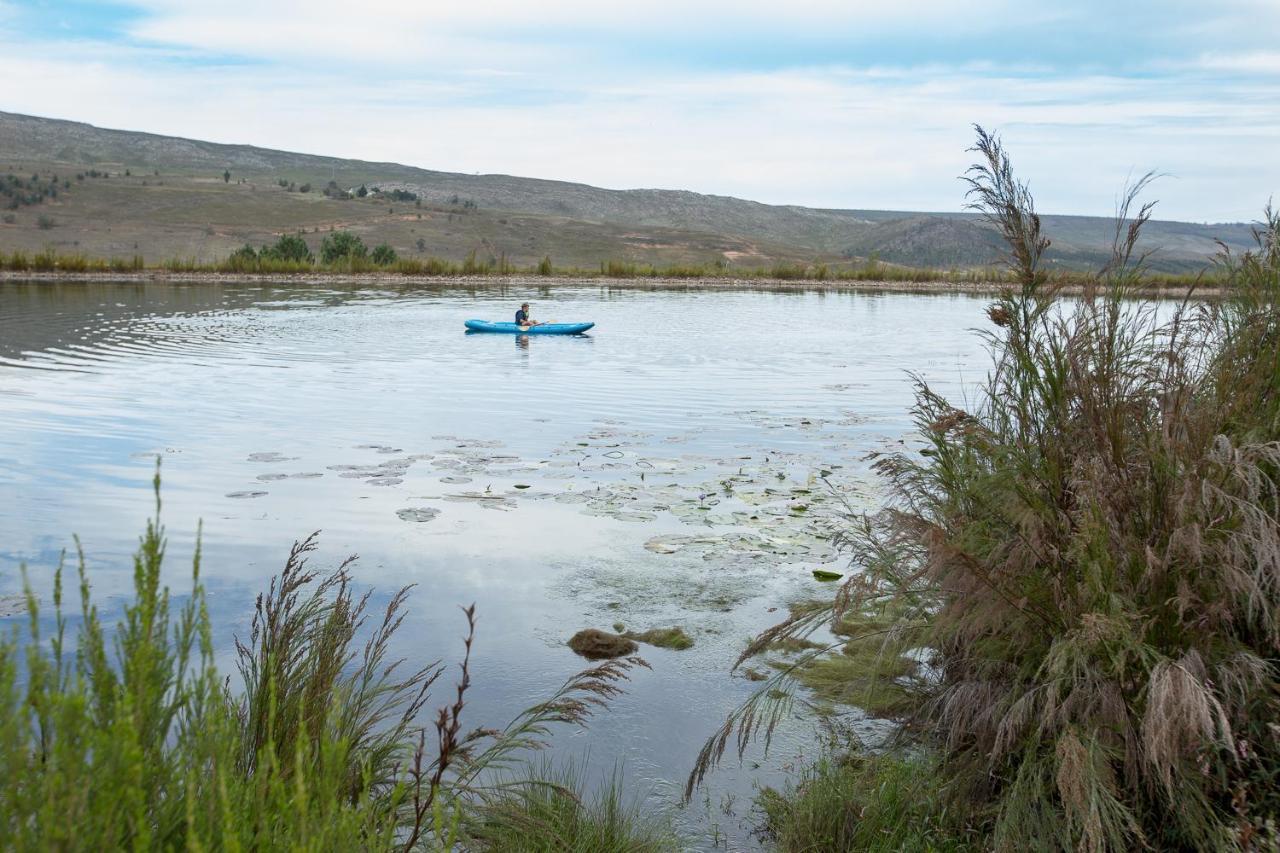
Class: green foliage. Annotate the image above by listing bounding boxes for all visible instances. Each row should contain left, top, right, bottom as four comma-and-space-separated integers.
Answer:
466, 760, 676, 852
35, 215, 54, 230
0, 476, 651, 850
370, 243, 398, 266
320, 230, 368, 265
226, 244, 258, 271
537, 255, 553, 276
261, 232, 313, 263
757, 752, 972, 852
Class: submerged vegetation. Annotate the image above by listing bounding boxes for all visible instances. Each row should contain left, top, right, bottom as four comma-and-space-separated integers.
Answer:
0, 473, 667, 850
695, 128, 1280, 850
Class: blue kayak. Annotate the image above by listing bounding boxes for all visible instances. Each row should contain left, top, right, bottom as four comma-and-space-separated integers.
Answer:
465, 320, 594, 335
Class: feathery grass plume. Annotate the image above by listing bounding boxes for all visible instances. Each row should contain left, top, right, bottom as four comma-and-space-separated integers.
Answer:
693, 129, 1280, 851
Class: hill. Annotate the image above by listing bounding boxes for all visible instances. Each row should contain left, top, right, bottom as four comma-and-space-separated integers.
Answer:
0, 110, 1257, 273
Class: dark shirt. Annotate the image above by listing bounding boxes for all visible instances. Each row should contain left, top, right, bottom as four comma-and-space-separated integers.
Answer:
515, 309, 529, 324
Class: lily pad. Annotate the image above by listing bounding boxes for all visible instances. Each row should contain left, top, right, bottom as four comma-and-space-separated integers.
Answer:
226, 490, 268, 499
396, 507, 440, 523
812, 569, 843, 582
248, 452, 297, 463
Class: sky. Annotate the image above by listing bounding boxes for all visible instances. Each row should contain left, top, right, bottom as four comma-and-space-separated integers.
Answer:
1, 0, 1277, 221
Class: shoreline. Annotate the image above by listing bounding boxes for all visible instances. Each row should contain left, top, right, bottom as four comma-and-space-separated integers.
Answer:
0, 270, 1222, 297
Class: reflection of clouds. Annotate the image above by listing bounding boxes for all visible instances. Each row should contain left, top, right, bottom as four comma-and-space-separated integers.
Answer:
1, 283, 1005, 852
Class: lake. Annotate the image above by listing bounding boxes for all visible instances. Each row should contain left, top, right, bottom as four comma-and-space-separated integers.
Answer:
0, 279, 990, 848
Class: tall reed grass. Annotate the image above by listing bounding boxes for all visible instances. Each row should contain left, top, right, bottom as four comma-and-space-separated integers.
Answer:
694, 127, 1280, 851
0, 473, 655, 850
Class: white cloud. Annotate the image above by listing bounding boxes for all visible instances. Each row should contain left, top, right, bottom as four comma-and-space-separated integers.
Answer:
1196, 51, 1280, 75
0, 2, 1276, 222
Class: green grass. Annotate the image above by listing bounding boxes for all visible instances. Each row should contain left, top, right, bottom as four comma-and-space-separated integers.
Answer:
757, 752, 974, 852
465, 760, 676, 852
0, 472, 657, 850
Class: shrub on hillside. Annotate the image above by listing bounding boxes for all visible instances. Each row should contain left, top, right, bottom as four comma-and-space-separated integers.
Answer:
370, 243, 397, 266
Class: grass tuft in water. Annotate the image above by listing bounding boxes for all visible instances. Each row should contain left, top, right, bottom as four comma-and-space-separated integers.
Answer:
622, 627, 694, 650
465, 758, 677, 852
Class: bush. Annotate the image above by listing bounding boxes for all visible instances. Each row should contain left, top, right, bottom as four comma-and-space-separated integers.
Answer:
698, 128, 1280, 851
370, 243, 397, 266
36, 214, 54, 230
0, 477, 649, 849
261, 233, 313, 264
537, 255, 553, 276
320, 230, 367, 265
225, 244, 259, 271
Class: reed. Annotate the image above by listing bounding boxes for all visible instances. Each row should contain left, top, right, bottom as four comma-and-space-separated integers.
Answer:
694, 127, 1280, 851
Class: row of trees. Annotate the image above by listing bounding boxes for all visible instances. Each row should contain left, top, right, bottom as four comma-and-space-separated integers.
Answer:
228, 232, 398, 267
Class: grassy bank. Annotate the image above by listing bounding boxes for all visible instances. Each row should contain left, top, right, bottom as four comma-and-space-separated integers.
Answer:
0, 473, 672, 851
0, 244, 1222, 290
696, 129, 1280, 851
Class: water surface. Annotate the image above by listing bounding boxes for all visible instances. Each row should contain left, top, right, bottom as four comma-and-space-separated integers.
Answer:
0, 280, 990, 848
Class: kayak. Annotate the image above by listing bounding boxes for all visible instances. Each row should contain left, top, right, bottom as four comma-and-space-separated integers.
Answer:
464, 320, 594, 335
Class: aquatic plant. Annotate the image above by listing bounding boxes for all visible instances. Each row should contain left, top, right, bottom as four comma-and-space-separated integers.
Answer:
693, 127, 1280, 850
757, 752, 972, 852
465, 759, 676, 852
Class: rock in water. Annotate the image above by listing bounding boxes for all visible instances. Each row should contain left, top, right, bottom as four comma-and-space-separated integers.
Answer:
567, 629, 638, 659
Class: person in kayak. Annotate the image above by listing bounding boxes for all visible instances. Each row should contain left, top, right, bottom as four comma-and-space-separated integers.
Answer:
515, 303, 541, 327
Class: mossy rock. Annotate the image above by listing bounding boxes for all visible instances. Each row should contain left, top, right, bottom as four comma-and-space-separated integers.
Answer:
623, 626, 694, 651
567, 629, 638, 659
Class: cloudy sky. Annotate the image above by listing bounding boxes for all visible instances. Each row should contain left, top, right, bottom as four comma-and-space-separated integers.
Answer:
1, 0, 1277, 221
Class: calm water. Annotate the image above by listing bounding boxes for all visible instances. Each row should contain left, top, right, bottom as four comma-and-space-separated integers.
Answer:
0, 280, 990, 848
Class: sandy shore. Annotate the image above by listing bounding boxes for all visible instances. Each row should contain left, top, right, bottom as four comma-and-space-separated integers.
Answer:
0, 270, 1220, 297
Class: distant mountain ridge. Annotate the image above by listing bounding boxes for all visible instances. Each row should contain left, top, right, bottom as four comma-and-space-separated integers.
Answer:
0, 110, 1257, 272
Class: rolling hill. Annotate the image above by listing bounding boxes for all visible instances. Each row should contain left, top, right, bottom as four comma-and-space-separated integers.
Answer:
0, 110, 1258, 273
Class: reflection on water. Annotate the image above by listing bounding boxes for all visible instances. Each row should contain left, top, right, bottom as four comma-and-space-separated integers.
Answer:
0, 279, 989, 849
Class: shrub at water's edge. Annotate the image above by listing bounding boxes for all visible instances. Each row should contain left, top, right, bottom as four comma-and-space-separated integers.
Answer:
694, 128, 1280, 850
0, 472, 663, 850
